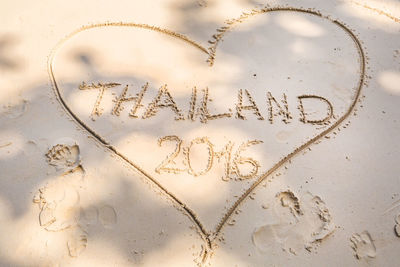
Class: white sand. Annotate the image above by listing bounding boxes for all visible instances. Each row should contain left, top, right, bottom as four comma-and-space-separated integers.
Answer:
1, 0, 400, 266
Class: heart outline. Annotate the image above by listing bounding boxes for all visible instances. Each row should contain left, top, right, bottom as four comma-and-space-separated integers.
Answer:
48, 7, 366, 263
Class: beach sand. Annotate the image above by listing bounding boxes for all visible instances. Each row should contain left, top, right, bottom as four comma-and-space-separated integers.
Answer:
1, 0, 400, 266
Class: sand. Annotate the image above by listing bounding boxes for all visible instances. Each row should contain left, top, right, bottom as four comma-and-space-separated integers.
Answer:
1, 0, 400, 266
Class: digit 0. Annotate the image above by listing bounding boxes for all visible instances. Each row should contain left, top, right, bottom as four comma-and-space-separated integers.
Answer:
186, 137, 214, 176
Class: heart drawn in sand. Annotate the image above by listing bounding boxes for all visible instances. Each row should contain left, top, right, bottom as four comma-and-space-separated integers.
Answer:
49, 7, 365, 261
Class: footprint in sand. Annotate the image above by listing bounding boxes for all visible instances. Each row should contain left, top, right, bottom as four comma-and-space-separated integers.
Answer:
350, 231, 376, 259
252, 190, 334, 255
67, 226, 88, 257
79, 204, 117, 231
46, 138, 81, 171
33, 167, 83, 231
33, 141, 88, 257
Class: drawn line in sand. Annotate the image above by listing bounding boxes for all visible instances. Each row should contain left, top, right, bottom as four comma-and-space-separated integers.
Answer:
0, 142, 12, 148
351, 1, 400, 23
48, 6, 366, 264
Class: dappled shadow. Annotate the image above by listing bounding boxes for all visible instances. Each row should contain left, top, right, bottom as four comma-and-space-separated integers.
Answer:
1, 0, 400, 266
0, 34, 23, 71
0, 79, 205, 265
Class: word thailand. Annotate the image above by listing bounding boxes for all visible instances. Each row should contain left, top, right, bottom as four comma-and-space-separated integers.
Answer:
80, 82, 334, 125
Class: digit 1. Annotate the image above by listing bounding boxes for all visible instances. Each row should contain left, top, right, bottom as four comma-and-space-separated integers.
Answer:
214, 141, 234, 181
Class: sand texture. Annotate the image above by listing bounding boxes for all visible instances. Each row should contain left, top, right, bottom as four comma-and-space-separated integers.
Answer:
1, 0, 400, 266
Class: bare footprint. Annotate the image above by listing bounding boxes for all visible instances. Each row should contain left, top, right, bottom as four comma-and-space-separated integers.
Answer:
67, 226, 88, 257
33, 167, 83, 232
253, 191, 334, 255
253, 220, 296, 253
350, 231, 376, 259
46, 139, 80, 170
33, 143, 88, 258
35, 183, 80, 231
98, 205, 117, 229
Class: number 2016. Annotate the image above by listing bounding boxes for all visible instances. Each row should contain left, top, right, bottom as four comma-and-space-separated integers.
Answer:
155, 135, 263, 180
